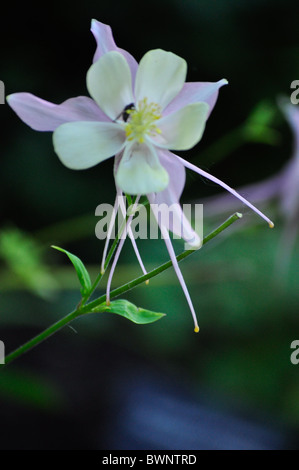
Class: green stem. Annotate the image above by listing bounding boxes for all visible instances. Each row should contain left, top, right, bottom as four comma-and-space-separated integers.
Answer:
80, 212, 243, 313
2, 212, 242, 367
3, 309, 78, 366
81, 228, 121, 304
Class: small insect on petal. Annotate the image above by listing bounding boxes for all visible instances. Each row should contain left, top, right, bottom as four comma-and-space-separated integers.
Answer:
115, 103, 135, 122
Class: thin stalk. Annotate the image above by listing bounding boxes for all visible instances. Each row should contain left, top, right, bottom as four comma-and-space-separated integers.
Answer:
4, 309, 78, 366
2, 212, 242, 367
81, 212, 243, 313
81, 196, 138, 304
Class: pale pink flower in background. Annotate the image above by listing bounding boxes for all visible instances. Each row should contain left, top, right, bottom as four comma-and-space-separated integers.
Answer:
200, 99, 298, 274
7, 19, 274, 331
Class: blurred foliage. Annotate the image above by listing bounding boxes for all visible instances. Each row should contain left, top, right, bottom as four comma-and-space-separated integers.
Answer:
0, 368, 64, 411
0, 228, 57, 298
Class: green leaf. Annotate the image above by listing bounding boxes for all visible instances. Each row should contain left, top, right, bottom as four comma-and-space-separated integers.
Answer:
93, 299, 166, 324
51, 245, 91, 296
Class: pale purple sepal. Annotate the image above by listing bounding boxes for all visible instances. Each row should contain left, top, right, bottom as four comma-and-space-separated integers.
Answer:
91, 19, 138, 82
280, 99, 299, 149
163, 79, 228, 118
7, 93, 110, 131
200, 100, 299, 224
148, 150, 201, 247
200, 173, 283, 219
160, 224, 199, 331
157, 149, 186, 202
176, 154, 274, 227
277, 100, 299, 216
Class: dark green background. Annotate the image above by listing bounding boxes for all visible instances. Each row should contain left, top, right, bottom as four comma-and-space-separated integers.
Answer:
0, 0, 299, 449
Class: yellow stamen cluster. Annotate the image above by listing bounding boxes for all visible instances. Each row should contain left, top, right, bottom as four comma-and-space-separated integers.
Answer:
125, 98, 162, 143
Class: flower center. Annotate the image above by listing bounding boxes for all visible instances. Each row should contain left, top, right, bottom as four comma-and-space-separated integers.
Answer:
125, 98, 162, 144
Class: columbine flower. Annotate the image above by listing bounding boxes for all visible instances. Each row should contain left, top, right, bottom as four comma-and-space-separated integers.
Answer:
200, 99, 298, 274
7, 19, 274, 331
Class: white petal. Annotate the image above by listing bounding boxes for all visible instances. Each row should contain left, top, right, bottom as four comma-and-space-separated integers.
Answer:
116, 142, 169, 194
153, 102, 209, 150
87, 51, 134, 120
135, 49, 187, 110
53, 121, 125, 169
